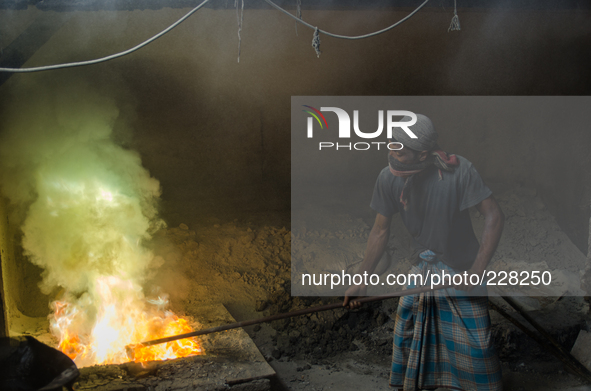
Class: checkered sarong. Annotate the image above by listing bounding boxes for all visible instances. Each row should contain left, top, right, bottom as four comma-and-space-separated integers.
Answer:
390, 261, 502, 391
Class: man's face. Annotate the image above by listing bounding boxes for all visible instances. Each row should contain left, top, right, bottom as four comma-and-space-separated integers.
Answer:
389, 144, 422, 165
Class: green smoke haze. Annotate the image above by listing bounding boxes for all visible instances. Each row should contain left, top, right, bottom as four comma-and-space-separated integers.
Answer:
0, 76, 163, 297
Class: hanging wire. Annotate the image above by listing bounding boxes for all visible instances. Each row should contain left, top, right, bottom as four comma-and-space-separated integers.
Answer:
312, 27, 321, 57
0, 0, 211, 73
263, 0, 430, 40
448, 0, 460, 31
295, 0, 302, 36
236, 0, 245, 63
0, 0, 431, 73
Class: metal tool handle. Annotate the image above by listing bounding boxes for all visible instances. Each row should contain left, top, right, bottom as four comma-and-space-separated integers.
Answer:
127, 284, 453, 353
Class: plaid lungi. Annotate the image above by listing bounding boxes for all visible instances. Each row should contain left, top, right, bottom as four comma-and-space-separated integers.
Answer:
390, 261, 502, 391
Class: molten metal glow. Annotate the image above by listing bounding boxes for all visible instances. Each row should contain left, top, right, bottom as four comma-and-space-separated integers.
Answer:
51, 277, 203, 367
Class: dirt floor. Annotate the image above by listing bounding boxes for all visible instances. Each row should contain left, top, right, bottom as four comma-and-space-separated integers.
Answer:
12, 184, 591, 390
138, 184, 591, 391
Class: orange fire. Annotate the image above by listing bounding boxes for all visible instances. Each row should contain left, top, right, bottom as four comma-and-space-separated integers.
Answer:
129, 315, 203, 363
50, 277, 204, 367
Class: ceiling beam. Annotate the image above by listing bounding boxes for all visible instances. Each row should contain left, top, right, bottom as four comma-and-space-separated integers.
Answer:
0, 12, 71, 86
1, 0, 589, 12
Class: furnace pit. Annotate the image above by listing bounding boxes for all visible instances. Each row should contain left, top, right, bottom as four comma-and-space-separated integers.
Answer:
71, 304, 275, 391
0, 204, 287, 390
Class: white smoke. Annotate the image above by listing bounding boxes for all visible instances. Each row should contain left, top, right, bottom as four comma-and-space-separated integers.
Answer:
0, 76, 166, 363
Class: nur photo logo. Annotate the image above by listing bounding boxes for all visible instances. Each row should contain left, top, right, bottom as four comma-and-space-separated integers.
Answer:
302, 106, 419, 151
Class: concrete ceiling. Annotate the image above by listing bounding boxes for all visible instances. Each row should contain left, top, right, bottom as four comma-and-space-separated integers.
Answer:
1, 0, 589, 11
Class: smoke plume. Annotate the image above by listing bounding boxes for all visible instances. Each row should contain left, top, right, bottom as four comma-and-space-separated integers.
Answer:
0, 76, 171, 365
0, 77, 162, 294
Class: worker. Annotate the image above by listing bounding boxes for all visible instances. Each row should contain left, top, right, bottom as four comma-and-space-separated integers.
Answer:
343, 114, 504, 391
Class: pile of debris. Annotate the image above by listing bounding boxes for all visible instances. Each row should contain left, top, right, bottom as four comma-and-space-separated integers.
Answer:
258, 284, 392, 361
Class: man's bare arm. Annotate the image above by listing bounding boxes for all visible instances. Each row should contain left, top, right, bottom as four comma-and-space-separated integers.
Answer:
343, 213, 392, 307
462, 195, 504, 289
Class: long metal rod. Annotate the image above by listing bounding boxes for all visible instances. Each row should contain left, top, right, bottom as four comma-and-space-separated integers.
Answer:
127, 287, 591, 385
128, 284, 452, 352
501, 296, 591, 383
489, 300, 591, 383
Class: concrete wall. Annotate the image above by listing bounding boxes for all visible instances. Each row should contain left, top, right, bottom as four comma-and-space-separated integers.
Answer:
0, 6, 589, 316
0, 197, 11, 336
0, 196, 49, 322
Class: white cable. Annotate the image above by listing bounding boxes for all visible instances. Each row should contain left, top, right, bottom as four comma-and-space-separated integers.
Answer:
0, 0, 211, 73
0, 0, 430, 73
262, 0, 430, 40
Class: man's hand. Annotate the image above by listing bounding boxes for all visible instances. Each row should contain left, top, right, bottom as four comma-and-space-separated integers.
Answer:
456, 196, 504, 292
342, 213, 391, 308
343, 285, 367, 309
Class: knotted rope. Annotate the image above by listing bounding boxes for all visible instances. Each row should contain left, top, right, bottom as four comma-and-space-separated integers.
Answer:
236, 0, 245, 63
448, 0, 461, 32
312, 27, 321, 58
295, 0, 302, 36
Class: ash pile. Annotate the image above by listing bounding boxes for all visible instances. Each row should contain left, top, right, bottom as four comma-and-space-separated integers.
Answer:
258, 284, 586, 371
257, 282, 394, 362
74, 356, 270, 391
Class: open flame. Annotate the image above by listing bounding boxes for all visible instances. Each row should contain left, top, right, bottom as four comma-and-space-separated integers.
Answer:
50, 277, 204, 367
39, 180, 205, 366
0, 83, 207, 367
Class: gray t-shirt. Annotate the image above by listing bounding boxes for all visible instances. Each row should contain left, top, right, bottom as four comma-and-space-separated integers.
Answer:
370, 155, 492, 271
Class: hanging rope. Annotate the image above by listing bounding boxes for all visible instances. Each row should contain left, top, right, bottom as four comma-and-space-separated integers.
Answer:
312, 27, 321, 58
295, 0, 302, 36
236, 0, 245, 63
448, 0, 460, 32
0, 0, 211, 73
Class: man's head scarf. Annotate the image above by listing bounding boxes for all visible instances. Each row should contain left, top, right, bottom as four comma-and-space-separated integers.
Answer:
391, 114, 439, 152
388, 114, 459, 210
